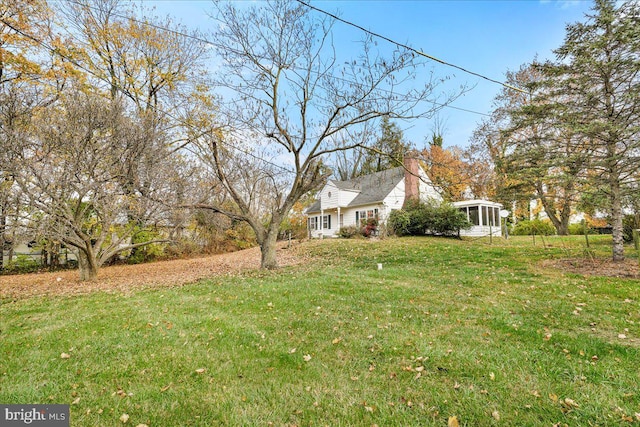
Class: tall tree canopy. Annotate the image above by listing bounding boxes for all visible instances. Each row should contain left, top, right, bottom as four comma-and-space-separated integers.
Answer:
191, 0, 462, 268
541, 0, 640, 258
473, 0, 639, 250
476, 63, 587, 235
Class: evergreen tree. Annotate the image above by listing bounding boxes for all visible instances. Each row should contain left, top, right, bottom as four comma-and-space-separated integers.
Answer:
541, 0, 640, 260
358, 116, 412, 175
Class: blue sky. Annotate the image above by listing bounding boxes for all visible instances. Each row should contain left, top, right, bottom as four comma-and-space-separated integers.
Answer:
149, 0, 594, 148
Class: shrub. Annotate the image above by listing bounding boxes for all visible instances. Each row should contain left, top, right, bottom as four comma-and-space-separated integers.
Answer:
361, 218, 379, 237
388, 209, 411, 236
128, 228, 166, 264
425, 203, 472, 236
2, 254, 41, 275
568, 222, 596, 235
511, 219, 555, 236
388, 200, 471, 237
338, 226, 361, 238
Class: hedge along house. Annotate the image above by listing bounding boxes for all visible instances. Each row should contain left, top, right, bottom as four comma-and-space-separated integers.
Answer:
452, 199, 504, 237
305, 156, 442, 238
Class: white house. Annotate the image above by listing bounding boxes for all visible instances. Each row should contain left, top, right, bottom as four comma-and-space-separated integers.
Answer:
305, 157, 442, 238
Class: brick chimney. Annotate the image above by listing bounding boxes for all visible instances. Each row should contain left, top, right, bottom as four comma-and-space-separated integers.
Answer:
403, 151, 420, 205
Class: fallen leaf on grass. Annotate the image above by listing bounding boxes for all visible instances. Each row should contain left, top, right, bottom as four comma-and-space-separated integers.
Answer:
119, 413, 130, 423
560, 397, 579, 413
303, 354, 312, 362
71, 398, 80, 405
160, 383, 172, 392
195, 368, 206, 374
448, 416, 460, 427
60, 353, 71, 359
492, 410, 500, 421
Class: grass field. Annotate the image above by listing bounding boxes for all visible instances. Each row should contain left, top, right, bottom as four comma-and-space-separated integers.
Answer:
1, 236, 639, 426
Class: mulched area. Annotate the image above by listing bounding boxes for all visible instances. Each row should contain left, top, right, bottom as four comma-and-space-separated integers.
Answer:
0, 242, 305, 301
543, 257, 640, 279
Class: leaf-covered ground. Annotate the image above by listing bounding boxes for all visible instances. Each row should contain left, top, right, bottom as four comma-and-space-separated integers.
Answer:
0, 242, 304, 300
545, 257, 639, 279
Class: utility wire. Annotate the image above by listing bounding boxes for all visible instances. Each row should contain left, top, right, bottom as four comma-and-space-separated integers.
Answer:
0, 17, 298, 175
294, 0, 529, 95
61, 0, 493, 118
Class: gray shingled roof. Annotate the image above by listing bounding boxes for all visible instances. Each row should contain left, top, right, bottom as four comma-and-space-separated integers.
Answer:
306, 199, 321, 213
306, 167, 404, 213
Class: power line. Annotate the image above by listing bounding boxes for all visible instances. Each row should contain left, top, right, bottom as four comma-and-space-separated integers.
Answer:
3, 0, 492, 172
62, 0, 493, 118
63, 0, 213, 46
294, 0, 529, 95
0, 17, 298, 176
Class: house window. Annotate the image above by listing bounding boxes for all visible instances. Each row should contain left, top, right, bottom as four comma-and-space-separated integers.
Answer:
339, 214, 344, 228
493, 207, 500, 227
357, 209, 379, 225
308, 216, 318, 231
482, 206, 489, 227
322, 215, 331, 230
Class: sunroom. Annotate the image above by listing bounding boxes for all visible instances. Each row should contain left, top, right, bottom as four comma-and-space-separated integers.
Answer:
453, 200, 504, 237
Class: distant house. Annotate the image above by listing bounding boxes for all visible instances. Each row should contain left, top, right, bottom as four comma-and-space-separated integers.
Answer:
305, 157, 442, 238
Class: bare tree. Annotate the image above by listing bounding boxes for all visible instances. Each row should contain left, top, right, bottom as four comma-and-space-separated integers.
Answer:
12, 88, 174, 280
191, 0, 462, 268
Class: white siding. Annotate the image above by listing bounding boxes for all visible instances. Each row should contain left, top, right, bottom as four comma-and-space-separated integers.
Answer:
338, 189, 359, 207
418, 168, 443, 202
319, 182, 339, 210
383, 181, 405, 212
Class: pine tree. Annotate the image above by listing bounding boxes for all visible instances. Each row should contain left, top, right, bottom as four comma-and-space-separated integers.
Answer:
542, 0, 640, 260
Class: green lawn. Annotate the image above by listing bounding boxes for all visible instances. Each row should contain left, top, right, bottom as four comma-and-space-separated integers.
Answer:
1, 236, 639, 426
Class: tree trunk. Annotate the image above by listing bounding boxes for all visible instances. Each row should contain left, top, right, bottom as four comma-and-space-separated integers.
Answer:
610, 180, 625, 262
78, 250, 99, 281
0, 206, 5, 272
259, 225, 280, 270
50, 242, 60, 268
536, 185, 570, 236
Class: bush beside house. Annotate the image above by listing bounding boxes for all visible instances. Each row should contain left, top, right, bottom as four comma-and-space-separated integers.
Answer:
388, 200, 471, 237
